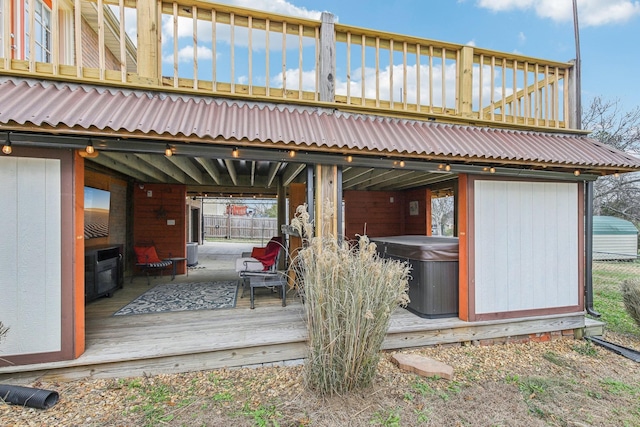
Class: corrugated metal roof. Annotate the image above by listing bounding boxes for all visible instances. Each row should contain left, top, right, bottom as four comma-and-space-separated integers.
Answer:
1, 77, 639, 171
593, 216, 639, 235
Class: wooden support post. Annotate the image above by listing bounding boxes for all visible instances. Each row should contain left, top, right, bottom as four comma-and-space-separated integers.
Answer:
319, 12, 335, 103
277, 176, 287, 236
458, 46, 474, 118
74, 152, 86, 358
457, 174, 470, 321
277, 176, 287, 269
314, 14, 339, 239
288, 183, 306, 256
137, 0, 160, 82
426, 188, 433, 236
315, 165, 339, 238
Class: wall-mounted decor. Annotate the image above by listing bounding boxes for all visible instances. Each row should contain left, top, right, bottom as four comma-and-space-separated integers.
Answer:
409, 200, 419, 216
84, 186, 111, 239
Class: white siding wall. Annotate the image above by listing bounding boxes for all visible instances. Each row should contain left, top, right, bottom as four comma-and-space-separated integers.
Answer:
474, 181, 579, 314
593, 235, 637, 259
0, 157, 62, 356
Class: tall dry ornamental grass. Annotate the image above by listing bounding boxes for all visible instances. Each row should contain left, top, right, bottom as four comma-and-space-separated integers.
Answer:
621, 278, 640, 328
290, 204, 410, 396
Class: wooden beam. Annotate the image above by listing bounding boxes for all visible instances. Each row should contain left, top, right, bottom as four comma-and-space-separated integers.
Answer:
357, 169, 418, 190
266, 162, 282, 188
458, 46, 474, 118
87, 154, 154, 182
377, 173, 456, 191
73, 152, 85, 358
250, 161, 256, 186
186, 184, 277, 195
99, 152, 170, 182
194, 157, 222, 184
342, 169, 396, 189
314, 164, 339, 237
282, 163, 306, 187
481, 72, 564, 117
319, 12, 335, 102
224, 159, 238, 185
134, 153, 190, 183
136, 0, 160, 81
168, 156, 204, 183
342, 167, 375, 183
457, 173, 469, 321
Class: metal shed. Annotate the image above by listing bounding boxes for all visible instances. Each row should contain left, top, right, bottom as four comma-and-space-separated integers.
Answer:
593, 216, 638, 260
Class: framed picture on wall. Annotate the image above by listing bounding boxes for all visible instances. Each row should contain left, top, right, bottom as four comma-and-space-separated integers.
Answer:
409, 200, 419, 216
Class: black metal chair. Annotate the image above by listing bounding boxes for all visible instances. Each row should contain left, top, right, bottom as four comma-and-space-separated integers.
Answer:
235, 237, 287, 304
131, 244, 172, 285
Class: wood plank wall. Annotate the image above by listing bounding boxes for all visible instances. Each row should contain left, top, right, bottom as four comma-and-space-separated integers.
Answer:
403, 188, 429, 235
132, 183, 187, 274
344, 189, 429, 239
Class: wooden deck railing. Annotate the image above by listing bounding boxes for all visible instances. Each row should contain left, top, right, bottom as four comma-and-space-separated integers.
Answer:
0, 0, 575, 130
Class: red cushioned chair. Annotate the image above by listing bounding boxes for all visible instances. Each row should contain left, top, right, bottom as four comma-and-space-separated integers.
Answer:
235, 237, 285, 299
131, 244, 173, 285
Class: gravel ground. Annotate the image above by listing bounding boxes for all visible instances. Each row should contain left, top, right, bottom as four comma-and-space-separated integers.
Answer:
2, 331, 639, 427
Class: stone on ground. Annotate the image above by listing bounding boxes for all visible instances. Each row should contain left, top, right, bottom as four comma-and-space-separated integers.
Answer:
391, 353, 454, 380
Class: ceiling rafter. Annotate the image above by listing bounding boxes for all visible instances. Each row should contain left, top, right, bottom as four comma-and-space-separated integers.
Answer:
282, 163, 307, 186
224, 159, 238, 185
194, 157, 222, 184
99, 152, 170, 182
168, 156, 204, 184
351, 169, 418, 190
134, 153, 191, 184
266, 162, 282, 188
88, 153, 154, 182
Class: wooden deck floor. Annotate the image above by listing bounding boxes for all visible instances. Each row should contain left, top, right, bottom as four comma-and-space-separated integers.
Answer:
0, 242, 602, 383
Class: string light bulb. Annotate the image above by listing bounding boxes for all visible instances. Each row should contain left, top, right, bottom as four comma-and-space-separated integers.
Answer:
2, 133, 11, 155
85, 139, 95, 154
399, 160, 406, 167
288, 150, 296, 158
346, 155, 353, 163
164, 144, 173, 157
573, 170, 580, 176
231, 147, 240, 158
444, 164, 451, 172
613, 172, 620, 178
489, 167, 496, 174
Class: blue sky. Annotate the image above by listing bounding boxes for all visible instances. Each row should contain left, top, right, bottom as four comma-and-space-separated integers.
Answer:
206, 0, 640, 113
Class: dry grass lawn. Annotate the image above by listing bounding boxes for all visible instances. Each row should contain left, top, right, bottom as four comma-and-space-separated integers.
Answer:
1, 331, 639, 427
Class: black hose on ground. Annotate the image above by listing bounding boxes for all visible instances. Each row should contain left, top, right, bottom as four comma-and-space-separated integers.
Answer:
0, 384, 59, 409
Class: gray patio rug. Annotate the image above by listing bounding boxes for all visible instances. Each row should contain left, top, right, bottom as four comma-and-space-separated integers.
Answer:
113, 281, 238, 316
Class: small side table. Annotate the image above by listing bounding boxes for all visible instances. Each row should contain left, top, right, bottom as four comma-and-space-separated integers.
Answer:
167, 257, 188, 280
247, 275, 287, 309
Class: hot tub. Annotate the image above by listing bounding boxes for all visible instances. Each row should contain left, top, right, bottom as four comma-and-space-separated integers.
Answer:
371, 236, 459, 318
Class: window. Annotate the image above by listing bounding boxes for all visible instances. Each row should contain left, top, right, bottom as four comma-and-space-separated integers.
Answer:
25, 0, 52, 62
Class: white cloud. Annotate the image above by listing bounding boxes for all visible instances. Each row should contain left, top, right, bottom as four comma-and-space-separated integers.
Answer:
270, 68, 318, 91
518, 31, 526, 44
217, 0, 323, 20
163, 45, 214, 64
108, 5, 138, 45
335, 63, 458, 109
466, 39, 477, 47
160, 5, 319, 50
476, 0, 640, 26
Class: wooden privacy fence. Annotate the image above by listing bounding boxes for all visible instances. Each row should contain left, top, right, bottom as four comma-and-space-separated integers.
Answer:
203, 214, 277, 240
0, 0, 574, 129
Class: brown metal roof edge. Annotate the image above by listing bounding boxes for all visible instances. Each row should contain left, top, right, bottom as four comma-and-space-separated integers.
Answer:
1, 77, 640, 172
